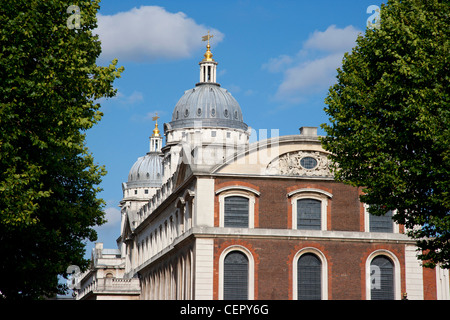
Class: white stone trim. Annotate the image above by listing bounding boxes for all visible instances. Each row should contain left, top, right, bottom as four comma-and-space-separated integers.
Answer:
218, 245, 255, 300
292, 247, 328, 300
194, 238, 214, 300
190, 226, 414, 243
436, 265, 450, 300
194, 178, 215, 227
287, 188, 332, 199
218, 190, 256, 228
363, 204, 399, 233
216, 185, 260, 196
290, 191, 329, 231
405, 245, 424, 300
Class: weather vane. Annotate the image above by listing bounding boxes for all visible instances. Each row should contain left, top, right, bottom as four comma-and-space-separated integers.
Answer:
201, 31, 215, 61
202, 30, 214, 44
152, 112, 160, 122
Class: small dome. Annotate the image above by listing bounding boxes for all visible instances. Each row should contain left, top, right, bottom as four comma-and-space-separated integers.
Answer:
127, 152, 163, 188
170, 83, 248, 131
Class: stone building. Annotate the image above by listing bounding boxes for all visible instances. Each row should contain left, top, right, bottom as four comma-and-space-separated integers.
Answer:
75, 38, 450, 300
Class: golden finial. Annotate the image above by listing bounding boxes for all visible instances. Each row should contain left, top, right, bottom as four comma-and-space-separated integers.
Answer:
202, 30, 214, 61
152, 113, 160, 137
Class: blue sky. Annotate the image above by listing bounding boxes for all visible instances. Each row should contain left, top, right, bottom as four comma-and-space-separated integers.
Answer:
85, 0, 383, 255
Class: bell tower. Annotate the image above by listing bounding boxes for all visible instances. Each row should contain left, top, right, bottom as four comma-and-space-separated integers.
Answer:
198, 31, 218, 85
150, 113, 162, 153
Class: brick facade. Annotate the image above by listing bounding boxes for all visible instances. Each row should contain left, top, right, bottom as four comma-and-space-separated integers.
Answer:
210, 176, 416, 300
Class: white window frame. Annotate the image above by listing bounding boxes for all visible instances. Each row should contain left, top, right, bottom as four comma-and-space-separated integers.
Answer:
365, 249, 401, 300
218, 245, 255, 300
288, 189, 332, 231
364, 204, 399, 233
216, 186, 259, 228
292, 247, 328, 300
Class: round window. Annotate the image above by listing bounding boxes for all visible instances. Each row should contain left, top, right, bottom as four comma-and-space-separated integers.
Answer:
300, 157, 318, 169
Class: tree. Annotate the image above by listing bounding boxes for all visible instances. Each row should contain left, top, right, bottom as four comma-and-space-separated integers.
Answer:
0, 0, 123, 299
321, 0, 449, 268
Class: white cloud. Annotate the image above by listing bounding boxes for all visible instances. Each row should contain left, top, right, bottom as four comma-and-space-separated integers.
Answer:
262, 54, 293, 73
264, 25, 362, 103
96, 6, 224, 63
303, 25, 361, 52
99, 207, 121, 229
115, 90, 144, 105
277, 53, 344, 102
98, 89, 144, 108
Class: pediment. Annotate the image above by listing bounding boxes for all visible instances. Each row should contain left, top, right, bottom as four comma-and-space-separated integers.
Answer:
266, 150, 333, 178
211, 135, 332, 178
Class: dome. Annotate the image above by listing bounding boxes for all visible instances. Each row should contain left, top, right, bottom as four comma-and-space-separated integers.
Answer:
169, 83, 248, 131
127, 152, 163, 188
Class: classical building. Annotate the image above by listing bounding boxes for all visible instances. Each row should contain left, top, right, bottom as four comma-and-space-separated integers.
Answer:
75, 243, 140, 300
75, 37, 450, 300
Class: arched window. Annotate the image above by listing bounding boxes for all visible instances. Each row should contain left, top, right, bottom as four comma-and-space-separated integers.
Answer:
297, 253, 322, 300
223, 251, 248, 300
370, 256, 394, 300
288, 188, 332, 231
216, 186, 259, 228
297, 199, 321, 230
224, 196, 249, 228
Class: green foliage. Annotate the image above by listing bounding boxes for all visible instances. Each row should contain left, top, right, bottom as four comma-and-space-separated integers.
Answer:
321, 0, 449, 268
0, 0, 123, 299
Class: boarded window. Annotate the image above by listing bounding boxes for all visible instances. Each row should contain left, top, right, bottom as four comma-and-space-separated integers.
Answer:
297, 199, 321, 230
370, 256, 394, 300
298, 253, 321, 300
370, 210, 393, 233
224, 196, 249, 228
224, 251, 248, 300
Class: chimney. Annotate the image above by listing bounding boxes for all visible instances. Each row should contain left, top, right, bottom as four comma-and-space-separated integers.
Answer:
299, 126, 318, 137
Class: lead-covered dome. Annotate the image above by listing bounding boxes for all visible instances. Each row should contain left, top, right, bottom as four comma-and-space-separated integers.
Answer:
168, 37, 248, 132
170, 83, 247, 131
127, 152, 163, 188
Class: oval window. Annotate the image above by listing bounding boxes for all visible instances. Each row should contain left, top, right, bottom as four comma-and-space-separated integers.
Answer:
300, 157, 317, 169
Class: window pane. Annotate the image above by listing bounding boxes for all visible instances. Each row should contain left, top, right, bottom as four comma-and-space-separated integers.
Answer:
224, 196, 249, 228
297, 199, 321, 230
298, 253, 321, 300
300, 157, 318, 169
369, 210, 393, 233
224, 251, 248, 300
370, 256, 394, 300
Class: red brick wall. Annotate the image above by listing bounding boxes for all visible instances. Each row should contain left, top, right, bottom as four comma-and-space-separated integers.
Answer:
423, 266, 437, 300
211, 237, 406, 300
215, 177, 362, 232
211, 177, 412, 300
